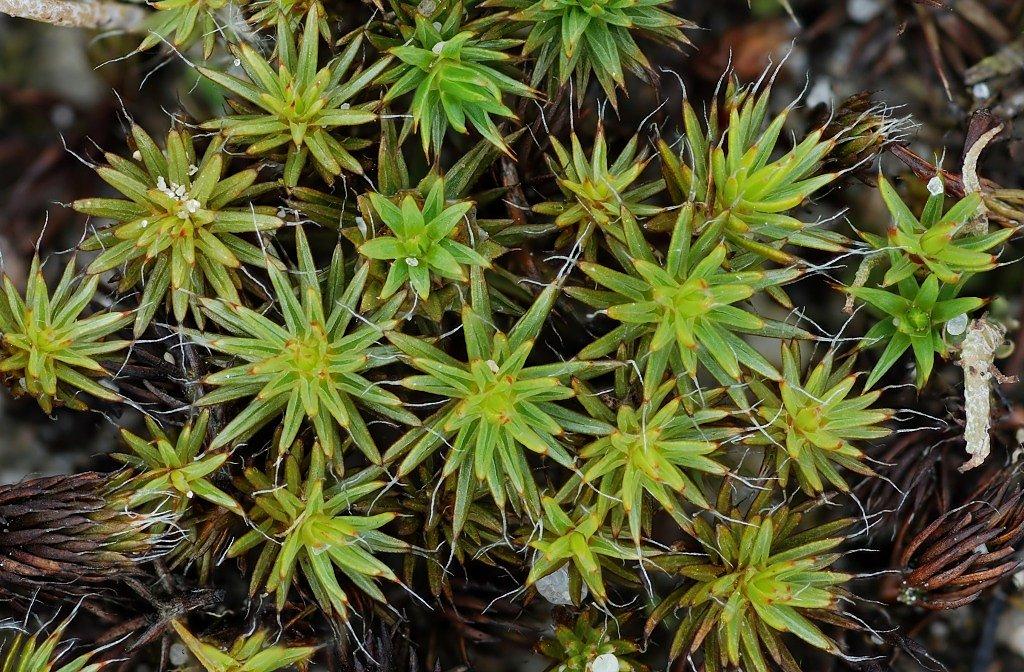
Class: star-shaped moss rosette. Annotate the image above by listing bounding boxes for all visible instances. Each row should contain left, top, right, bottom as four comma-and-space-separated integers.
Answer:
358, 178, 490, 303
171, 622, 316, 672
245, 0, 329, 41
532, 127, 663, 257
392, 465, 518, 598
193, 227, 418, 461
526, 497, 645, 604
227, 441, 408, 618
199, 7, 390, 187
74, 125, 282, 336
113, 411, 242, 517
847, 273, 985, 389
568, 205, 807, 391
0, 255, 131, 413
746, 343, 891, 494
657, 82, 848, 266
0, 615, 104, 672
647, 489, 853, 672
496, 0, 692, 105
384, 268, 613, 533
566, 378, 731, 544
135, 0, 229, 60
377, 6, 535, 157
538, 608, 647, 672
860, 175, 1012, 286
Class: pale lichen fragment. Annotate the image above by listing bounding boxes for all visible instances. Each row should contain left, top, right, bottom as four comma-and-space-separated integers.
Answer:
961, 121, 1004, 235
958, 318, 1007, 472
0, 0, 148, 31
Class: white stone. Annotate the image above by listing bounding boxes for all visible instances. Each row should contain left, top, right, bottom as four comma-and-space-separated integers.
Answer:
406, 257, 419, 267
805, 78, 832, 109
927, 174, 944, 196
946, 313, 969, 336
534, 564, 587, 605
972, 82, 991, 100
591, 653, 619, 672
169, 643, 189, 667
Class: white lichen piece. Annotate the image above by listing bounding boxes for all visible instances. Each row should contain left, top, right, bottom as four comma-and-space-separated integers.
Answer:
958, 318, 1006, 472
961, 122, 1004, 236
0, 0, 149, 30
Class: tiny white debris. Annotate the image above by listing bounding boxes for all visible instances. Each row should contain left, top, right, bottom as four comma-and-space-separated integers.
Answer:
432, 41, 445, 55
163, 351, 175, 365
233, 57, 241, 67
432, 21, 442, 30
958, 319, 1006, 472
169, 643, 189, 667
406, 257, 420, 267
188, 163, 198, 176
486, 359, 499, 373
974, 543, 989, 554
946, 313, 969, 336
340, 102, 351, 109
277, 209, 287, 218
972, 82, 991, 100
534, 564, 586, 605
185, 490, 194, 499
847, 0, 883, 23
590, 653, 620, 672
132, 150, 142, 160
926, 174, 944, 196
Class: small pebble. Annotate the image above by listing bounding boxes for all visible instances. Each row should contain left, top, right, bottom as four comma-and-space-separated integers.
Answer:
169, 643, 189, 667
927, 174, 944, 196
847, 0, 883, 23
591, 654, 619, 672
50, 104, 75, 129
946, 313, 969, 336
535, 565, 586, 605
